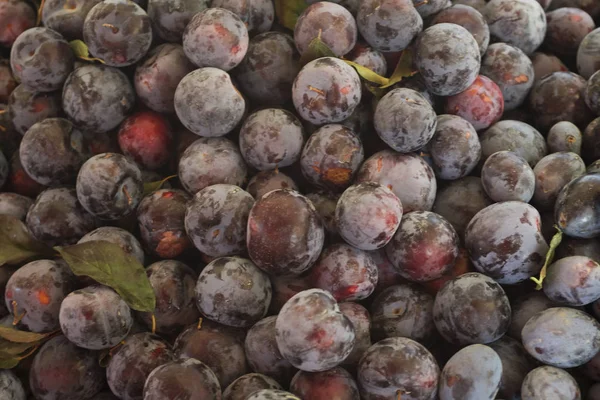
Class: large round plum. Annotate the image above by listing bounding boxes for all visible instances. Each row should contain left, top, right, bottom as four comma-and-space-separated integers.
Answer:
521, 366, 581, 400
554, 173, 600, 239
543, 256, 600, 306
479, 120, 547, 167
481, 151, 536, 202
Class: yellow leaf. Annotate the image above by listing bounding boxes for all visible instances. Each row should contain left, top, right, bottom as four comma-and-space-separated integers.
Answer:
299, 31, 336, 66
380, 49, 418, 89
274, 0, 308, 31
343, 60, 390, 86
69, 40, 105, 64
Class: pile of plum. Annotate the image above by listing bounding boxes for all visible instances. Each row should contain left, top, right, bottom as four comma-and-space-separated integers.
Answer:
2, 0, 600, 399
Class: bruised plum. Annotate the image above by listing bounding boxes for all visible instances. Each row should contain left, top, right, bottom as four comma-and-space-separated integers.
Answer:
479, 120, 547, 168
465, 202, 548, 284
143, 358, 221, 400
370, 284, 435, 343
244, 316, 296, 386
433, 272, 511, 345
292, 57, 362, 125
386, 211, 459, 283
223, 373, 281, 400
308, 243, 378, 302
481, 151, 536, 203
438, 344, 503, 400
521, 366, 581, 400
357, 337, 440, 400
196, 257, 271, 328
300, 124, 363, 192
543, 256, 600, 306
356, 150, 436, 212
290, 367, 360, 400
8, 84, 61, 135
275, 289, 355, 372
185, 184, 254, 257
522, 307, 600, 368
247, 189, 324, 276
555, 174, 600, 239
532, 152, 586, 210
547, 122, 582, 154
59, 285, 132, 350
444, 76, 504, 131
336, 182, 402, 251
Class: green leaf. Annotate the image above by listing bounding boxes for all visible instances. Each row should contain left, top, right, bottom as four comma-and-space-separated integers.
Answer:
380, 49, 418, 89
0, 326, 53, 343
0, 340, 37, 356
274, 0, 308, 31
143, 175, 177, 196
531, 225, 563, 290
299, 31, 336, 66
0, 355, 20, 369
0, 215, 55, 266
56, 241, 156, 312
343, 60, 390, 86
69, 40, 105, 64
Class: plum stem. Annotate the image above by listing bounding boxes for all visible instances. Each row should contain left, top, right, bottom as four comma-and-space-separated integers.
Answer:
151, 314, 156, 334
197, 318, 203, 330
530, 225, 563, 290
11, 301, 26, 326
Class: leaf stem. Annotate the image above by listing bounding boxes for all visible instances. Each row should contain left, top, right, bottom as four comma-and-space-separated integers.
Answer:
151, 314, 156, 334
11, 301, 26, 326
197, 318, 203, 330
530, 225, 563, 290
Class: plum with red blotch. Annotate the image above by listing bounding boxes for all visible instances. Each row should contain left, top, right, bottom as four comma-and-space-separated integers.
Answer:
118, 111, 173, 171
290, 367, 360, 400
59, 285, 133, 350
445, 75, 504, 131
275, 289, 355, 372
357, 337, 440, 400
543, 256, 600, 306
386, 211, 459, 283
465, 201, 548, 284
106, 332, 175, 400
0, 0, 35, 48
247, 189, 325, 276
335, 182, 403, 251
5, 259, 76, 333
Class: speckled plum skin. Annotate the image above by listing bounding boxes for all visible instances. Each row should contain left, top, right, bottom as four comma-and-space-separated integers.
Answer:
247, 189, 325, 276
357, 0, 422, 52
466, 202, 548, 284
479, 120, 547, 167
554, 174, 600, 239
300, 124, 363, 192
438, 344, 502, 400
415, 23, 481, 97
484, 0, 546, 55
532, 152, 586, 210
530, 72, 594, 132
429, 115, 481, 180
185, 184, 253, 257
19, 118, 88, 186
481, 151, 535, 202
62, 64, 135, 133
294, 2, 356, 57
29, 335, 105, 400
233, 32, 300, 105
147, 0, 209, 42
309, 243, 378, 302
240, 109, 304, 171
434, 273, 511, 345
42, 0, 103, 40
370, 284, 435, 343
292, 57, 362, 125
8, 84, 61, 135
137, 260, 200, 335
83, 0, 152, 67
144, 359, 221, 400
522, 307, 600, 368
336, 182, 402, 251
137, 189, 192, 259
545, 7, 594, 57
183, 8, 248, 70
358, 337, 439, 400
134, 44, 195, 114
357, 151, 436, 213
174, 321, 248, 388
480, 43, 534, 111
374, 88, 437, 153
107, 333, 175, 400
445, 76, 504, 131
244, 316, 296, 386
26, 187, 97, 246
0, 370, 25, 400
76, 153, 143, 220
4, 259, 76, 333
275, 289, 355, 372
179, 137, 247, 195
247, 390, 301, 400
10, 27, 74, 92
223, 374, 281, 400
290, 367, 360, 400
543, 256, 600, 306
578, 28, 600, 80
196, 257, 271, 328
175, 68, 246, 137
0, 192, 32, 221
247, 170, 298, 200
79, 226, 144, 265
431, 5, 490, 55
521, 366, 581, 400
59, 285, 132, 350
338, 302, 371, 366
0, 0, 35, 48
489, 336, 535, 400
387, 211, 459, 283
547, 122, 582, 154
